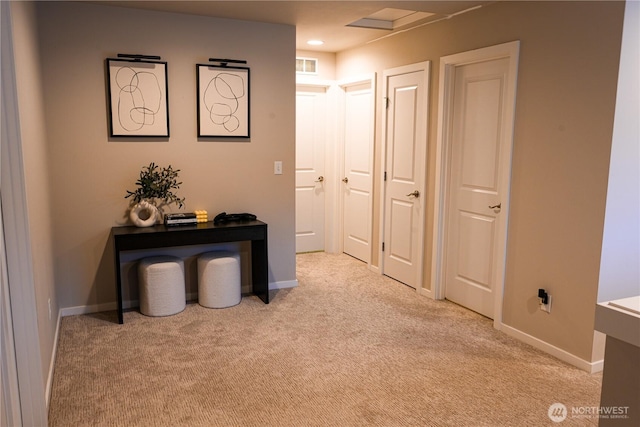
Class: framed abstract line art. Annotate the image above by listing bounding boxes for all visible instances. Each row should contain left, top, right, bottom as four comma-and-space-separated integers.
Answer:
196, 64, 250, 138
106, 57, 169, 137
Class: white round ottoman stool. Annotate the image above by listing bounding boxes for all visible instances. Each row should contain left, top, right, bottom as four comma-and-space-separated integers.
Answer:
138, 256, 186, 317
197, 251, 241, 308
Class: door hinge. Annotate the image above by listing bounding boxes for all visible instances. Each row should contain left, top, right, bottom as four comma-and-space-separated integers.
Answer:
384, 97, 389, 109
382, 242, 385, 252
384, 171, 387, 181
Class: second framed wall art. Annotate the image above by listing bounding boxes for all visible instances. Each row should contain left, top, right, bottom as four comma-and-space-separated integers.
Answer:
196, 64, 250, 138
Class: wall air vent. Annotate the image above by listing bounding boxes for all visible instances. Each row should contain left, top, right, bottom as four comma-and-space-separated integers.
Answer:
296, 57, 318, 75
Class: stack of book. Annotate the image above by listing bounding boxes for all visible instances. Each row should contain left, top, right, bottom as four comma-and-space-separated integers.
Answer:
164, 213, 198, 226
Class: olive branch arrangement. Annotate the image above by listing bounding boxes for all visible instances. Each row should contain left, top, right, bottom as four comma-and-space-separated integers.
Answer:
125, 162, 185, 209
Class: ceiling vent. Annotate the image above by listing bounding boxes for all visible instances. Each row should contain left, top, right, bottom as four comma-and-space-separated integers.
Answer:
296, 57, 318, 75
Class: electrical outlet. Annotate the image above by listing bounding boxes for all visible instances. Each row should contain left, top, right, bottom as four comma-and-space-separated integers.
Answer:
540, 295, 552, 313
274, 161, 283, 175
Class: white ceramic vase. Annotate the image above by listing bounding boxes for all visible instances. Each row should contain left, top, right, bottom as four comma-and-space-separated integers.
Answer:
129, 200, 158, 227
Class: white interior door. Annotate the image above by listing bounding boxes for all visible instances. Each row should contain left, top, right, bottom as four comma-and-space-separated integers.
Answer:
382, 63, 430, 288
439, 43, 519, 320
341, 79, 374, 263
295, 85, 327, 253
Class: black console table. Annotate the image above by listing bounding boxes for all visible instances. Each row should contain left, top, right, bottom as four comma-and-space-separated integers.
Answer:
110, 220, 269, 324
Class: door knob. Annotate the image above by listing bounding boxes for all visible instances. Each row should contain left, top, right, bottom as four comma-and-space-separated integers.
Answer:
488, 203, 501, 209
342, 177, 349, 183
407, 190, 420, 198
315, 176, 324, 183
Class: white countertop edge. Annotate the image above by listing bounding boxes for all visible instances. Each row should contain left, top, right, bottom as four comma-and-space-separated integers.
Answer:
595, 296, 640, 347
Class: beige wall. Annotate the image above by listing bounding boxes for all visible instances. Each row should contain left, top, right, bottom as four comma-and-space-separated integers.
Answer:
336, 1, 625, 362
36, 2, 297, 309
8, 0, 58, 390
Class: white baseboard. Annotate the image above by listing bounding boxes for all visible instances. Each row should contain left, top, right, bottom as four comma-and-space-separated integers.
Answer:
590, 359, 605, 373
499, 323, 604, 373
269, 279, 298, 290
45, 310, 62, 409
60, 302, 118, 317
419, 289, 435, 300
59, 280, 299, 317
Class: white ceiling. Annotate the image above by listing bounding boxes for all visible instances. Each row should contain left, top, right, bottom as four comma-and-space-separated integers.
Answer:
90, 1, 492, 52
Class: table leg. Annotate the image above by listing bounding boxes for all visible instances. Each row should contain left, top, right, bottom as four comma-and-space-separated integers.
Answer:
114, 244, 124, 324
251, 236, 269, 304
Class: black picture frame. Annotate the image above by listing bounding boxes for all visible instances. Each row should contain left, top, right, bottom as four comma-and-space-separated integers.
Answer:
196, 64, 250, 138
106, 58, 169, 137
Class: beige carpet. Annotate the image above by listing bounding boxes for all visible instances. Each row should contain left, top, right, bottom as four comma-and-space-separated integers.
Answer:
49, 253, 602, 426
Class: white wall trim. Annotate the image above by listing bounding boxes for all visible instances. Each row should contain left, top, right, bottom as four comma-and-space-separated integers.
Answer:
295, 77, 333, 88
45, 310, 62, 408
60, 303, 119, 317
500, 323, 604, 373
0, 199, 22, 427
418, 286, 435, 300
269, 279, 299, 290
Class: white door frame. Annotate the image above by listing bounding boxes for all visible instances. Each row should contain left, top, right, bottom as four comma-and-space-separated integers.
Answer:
379, 62, 430, 292
431, 41, 520, 327
337, 73, 376, 267
1, 200, 22, 426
